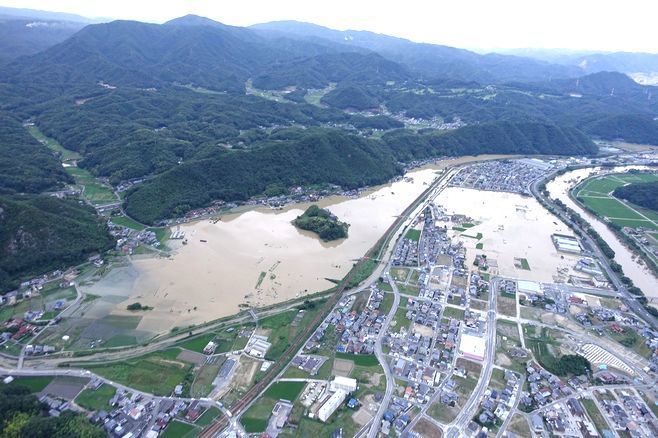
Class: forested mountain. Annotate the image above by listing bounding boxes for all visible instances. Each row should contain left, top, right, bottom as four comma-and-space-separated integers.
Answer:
30, 87, 401, 183
124, 128, 402, 223
0, 113, 72, 194
0, 12, 655, 231
613, 181, 658, 212
502, 49, 658, 77
0, 195, 114, 291
250, 20, 582, 83
252, 52, 410, 89
123, 122, 596, 224
0, 17, 86, 62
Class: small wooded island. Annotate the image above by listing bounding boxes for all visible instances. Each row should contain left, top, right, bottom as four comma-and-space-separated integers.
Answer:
292, 205, 349, 241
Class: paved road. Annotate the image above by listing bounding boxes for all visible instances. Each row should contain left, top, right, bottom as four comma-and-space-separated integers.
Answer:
366, 166, 460, 438
495, 373, 526, 438
445, 277, 498, 438
1, 366, 246, 436
366, 271, 400, 438
531, 172, 658, 330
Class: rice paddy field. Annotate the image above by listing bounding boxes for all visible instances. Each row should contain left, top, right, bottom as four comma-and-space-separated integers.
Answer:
66, 166, 118, 205
574, 172, 658, 231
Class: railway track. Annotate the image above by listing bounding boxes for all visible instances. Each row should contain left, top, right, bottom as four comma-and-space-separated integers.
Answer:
200, 168, 452, 437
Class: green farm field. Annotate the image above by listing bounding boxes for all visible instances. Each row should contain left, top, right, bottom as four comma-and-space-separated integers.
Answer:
575, 173, 658, 231
86, 348, 192, 395
66, 166, 117, 205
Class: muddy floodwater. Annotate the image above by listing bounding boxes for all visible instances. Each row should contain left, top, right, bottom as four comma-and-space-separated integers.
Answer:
547, 166, 658, 298
87, 155, 515, 332
435, 188, 582, 283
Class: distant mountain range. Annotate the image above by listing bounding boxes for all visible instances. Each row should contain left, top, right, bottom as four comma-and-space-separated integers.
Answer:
0, 9, 656, 287
501, 48, 658, 75
0, 6, 100, 62
1, 7, 655, 82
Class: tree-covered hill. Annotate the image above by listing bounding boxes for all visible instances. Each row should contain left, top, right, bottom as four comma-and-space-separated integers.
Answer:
123, 128, 401, 223
0, 195, 114, 290
29, 87, 400, 183
0, 384, 103, 437
0, 113, 72, 195
293, 205, 349, 241
123, 121, 596, 224
613, 181, 658, 212
382, 121, 597, 161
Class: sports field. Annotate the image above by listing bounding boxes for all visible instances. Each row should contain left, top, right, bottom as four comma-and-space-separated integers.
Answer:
575, 173, 658, 231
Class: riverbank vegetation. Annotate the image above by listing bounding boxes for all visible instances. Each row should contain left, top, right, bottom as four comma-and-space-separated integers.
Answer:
538, 173, 658, 318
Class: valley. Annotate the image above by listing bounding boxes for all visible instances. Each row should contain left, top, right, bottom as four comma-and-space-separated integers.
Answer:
0, 5, 657, 438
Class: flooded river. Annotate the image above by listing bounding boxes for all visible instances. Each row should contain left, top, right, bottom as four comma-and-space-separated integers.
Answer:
88, 155, 515, 332
546, 166, 658, 297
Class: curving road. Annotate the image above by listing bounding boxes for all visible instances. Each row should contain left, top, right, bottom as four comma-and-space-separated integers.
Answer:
531, 172, 658, 329
366, 271, 400, 438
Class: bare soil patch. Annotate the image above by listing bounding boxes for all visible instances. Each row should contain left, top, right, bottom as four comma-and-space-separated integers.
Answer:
332, 358, 354, 377
40, 376, 89, 400
498, 296, 517, 317
352, 407, 373, 426
495, 352, 512, 367
412, 323, 434, 337
413, 417, 443, 437
177, 349, 207, 365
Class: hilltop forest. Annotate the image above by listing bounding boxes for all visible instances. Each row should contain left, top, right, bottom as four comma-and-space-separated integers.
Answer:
0, 11, 657, 287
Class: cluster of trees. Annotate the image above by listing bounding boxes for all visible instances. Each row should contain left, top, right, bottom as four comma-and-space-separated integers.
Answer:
542, 354, 591, 377
126, 302, 153, 311
292, 205, 349, 241
0, 195, 114, 291
0, 384, 103, 437
613, 181, 658, 212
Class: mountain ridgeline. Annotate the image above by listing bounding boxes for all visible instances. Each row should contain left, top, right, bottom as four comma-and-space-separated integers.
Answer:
122, 122, 595, 224
0, 12, 655, 233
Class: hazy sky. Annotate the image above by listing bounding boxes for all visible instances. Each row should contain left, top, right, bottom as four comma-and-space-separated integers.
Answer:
2, 0, 657, 53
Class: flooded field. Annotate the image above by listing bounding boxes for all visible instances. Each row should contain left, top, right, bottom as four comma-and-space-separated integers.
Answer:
435, 188, 582, 282
547, 166, 658, 298
85, 155, 515, 332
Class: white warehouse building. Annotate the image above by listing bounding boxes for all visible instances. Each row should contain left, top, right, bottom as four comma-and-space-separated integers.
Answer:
329, 376, 357, 393
317, 389, 347, 422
